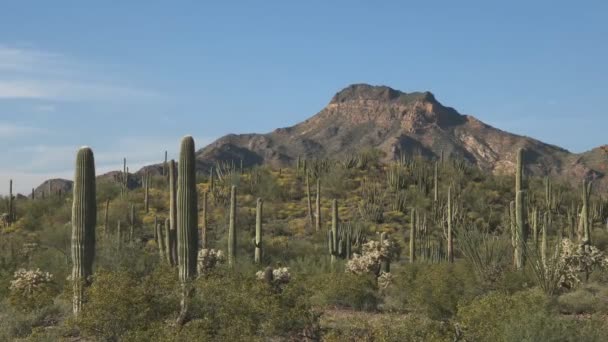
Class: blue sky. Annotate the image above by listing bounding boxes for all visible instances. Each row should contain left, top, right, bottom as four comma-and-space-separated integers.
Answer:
0, 1, 607, 194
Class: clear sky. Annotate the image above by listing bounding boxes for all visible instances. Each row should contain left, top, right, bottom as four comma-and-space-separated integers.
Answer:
0, 1, 606, 194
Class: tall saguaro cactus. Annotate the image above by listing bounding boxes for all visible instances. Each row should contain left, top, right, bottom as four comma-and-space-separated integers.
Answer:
176, 136, 198, 325
447, 186, 454, 263
582, 179, 592, 245
71, 147, 97, 317
8, 179, 13, 224
329, 199, 339, 264
228, 185, 237, 267
306, 172, 313, 229
315, 179, 321, 231
514, 148, 527, 270
254, 198, 263, 264
169, 159, 177, 265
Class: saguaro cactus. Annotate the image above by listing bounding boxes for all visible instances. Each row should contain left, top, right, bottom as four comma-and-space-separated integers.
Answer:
168, 159, 178, 264
201, 191, 208, 249
582, 179, 592, 245
514, 148, 526, 270
164, 218, 173, 265
144, 171, 150, 213
254, 198, 263, 264
329, 199, 339, 264
176, 136, 198, 325
8, 179, 13, 224
315, 179, 321, 231
306, 172, 313, 229
228, 185, 237, 267
71, 146, 96, 317
447, 186, 454, 263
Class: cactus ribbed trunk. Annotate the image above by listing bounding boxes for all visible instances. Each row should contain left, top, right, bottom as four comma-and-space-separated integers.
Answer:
330, 199, 338, 264
447, 186, 454, 263
228, 185, 237, 267
306, 172, 313, 230
169, 159, 177, 266
164, 218, 172, 265
8, 179, 13, 224
315, 179, 321, 232
582, 179, 591, 245
514, 148, 526, 270
176, 136, 198, 325
201, 191, 208, 249
71, 147, 96, 317
254, 198, 263, 264
410, 209, 416, 263
157, 221, 166, 260
541, 212, 548, 266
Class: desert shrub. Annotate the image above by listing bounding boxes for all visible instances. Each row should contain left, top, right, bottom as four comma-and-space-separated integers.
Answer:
386, 263, 470, 319
308, 272, 379, 311
0, 301, 67, 341
557, 282, 608, 314
322, 312, 453, 342
77, 269, 167, 340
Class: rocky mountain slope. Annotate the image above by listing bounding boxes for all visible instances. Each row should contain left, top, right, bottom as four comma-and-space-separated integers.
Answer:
34, 84, 607, 192
192, 84, 604, 185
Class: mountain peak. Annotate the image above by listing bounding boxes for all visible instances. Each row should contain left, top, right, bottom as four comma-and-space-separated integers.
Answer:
330, 84, 436, 104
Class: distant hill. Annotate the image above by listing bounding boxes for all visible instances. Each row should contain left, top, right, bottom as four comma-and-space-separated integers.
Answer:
37, 84, 608, 192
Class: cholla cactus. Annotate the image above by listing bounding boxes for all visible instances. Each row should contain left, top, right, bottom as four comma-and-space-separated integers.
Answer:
10, 269, 53, 294
377, 271, 394, 290
196, 249, 225, 276
9, 269, 55, 310
559, 239, 608, 288
346, 239, 396, 277
256, 267, 291, 289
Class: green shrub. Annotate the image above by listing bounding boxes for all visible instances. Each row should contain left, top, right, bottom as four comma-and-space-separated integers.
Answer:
557, 282, 608, 314
308, 273, 379, 311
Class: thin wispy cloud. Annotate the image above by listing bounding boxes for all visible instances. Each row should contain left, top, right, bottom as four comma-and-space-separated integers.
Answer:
0, 45, 159, 101
0, 121, 44, 139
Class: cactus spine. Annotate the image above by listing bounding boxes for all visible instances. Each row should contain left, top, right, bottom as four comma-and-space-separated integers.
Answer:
315, 179, 321, 231
176, 137, 198, 325
71, 147, 96, 317
228, 185, 237, 267
254, 198, 263, 264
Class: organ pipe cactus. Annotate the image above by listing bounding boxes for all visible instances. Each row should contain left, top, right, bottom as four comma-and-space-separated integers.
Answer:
176, 136, 198, 325
71, 146, 96, 317
228, 185, 237, 267
254, 198, 263, 264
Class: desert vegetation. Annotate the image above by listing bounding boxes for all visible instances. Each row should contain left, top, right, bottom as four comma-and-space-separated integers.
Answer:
1, 138, 608, 341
